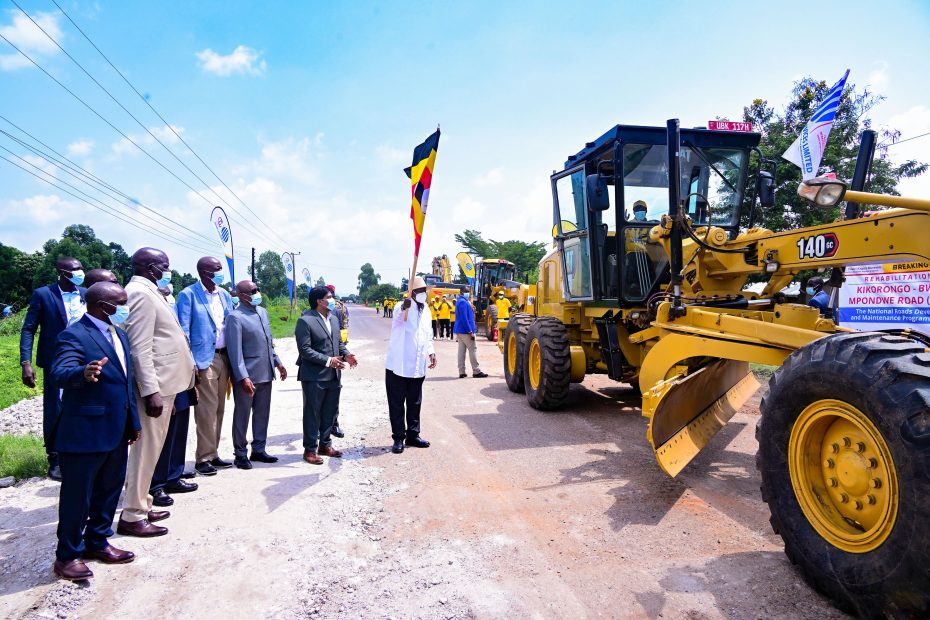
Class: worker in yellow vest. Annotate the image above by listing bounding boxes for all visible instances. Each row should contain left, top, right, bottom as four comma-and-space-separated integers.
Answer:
447, 296, 456, 340
494, 292, 512, 320
437, 295, 452, 339
430, 296, 441, 339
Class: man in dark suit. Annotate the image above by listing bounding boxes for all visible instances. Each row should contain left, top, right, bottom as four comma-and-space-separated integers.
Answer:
295, 286, 357, 465
20, 256, 87, 480
50, 281, 143, 581
226, 280, 287, 469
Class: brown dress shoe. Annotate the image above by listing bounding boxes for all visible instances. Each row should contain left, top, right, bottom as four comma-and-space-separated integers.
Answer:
53, 558, 93, 580
116, 518, 168, 538
147, 510, 170, 523
83, 544, 135, 564
303, 450, 324, 465
317, 445, 342, 458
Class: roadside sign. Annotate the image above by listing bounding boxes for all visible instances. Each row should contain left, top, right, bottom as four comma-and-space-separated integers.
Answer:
708, 120, 753, 132
838, 261, 930, 336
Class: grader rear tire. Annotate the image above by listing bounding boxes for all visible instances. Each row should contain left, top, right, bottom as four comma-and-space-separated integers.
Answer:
523, 317, 571, 410
758, 332, 930, 617
503, 313, 532, 393
486, 304, 499, 341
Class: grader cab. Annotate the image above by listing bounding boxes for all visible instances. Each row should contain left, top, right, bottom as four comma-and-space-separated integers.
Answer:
472, 258, 520, 339
502, 119, 930, 616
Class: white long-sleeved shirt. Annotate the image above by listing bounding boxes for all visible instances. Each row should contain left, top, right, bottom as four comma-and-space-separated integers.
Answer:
385, 301, 435, 378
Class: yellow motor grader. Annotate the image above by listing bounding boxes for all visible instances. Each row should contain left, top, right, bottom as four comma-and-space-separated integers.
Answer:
502, 119, 930, 616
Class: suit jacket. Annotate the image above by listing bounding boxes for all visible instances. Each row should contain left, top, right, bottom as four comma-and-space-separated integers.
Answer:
175, 282, 234, 369
20, 283, 87, 368
50, 315, 141, 453
123, 276, 195, 398
225, 304, 281, 383
295, 309, 349, 382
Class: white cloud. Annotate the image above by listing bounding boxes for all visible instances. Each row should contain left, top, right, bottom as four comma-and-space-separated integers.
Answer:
0, 11, 63, 71
196, 45, 266, 76
67, 140, 94, 157
232, 135, 323, 185
375, 144, 407, 165
111, 124, 184, 157
866, 62, 890, 93
473, 167, 504, 188
6, 194, 73, 225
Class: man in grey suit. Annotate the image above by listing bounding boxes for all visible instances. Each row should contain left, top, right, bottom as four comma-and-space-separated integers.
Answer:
295, 286, 357, 465
225, 280, 287, 470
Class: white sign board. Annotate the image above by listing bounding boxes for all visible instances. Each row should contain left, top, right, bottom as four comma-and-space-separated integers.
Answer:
838, 261, 930, 336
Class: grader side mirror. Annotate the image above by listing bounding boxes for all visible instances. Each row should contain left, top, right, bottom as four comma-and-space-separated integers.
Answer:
756, 171, 775, 209
586, 174, 611, 212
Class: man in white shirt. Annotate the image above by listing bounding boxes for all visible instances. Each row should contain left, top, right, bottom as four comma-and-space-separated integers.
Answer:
384, 276, 437, 454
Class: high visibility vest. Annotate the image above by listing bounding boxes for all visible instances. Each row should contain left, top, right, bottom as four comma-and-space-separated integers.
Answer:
438, 301, 452, 320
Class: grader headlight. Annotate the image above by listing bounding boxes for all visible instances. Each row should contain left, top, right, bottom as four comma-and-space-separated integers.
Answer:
798, 175, 848, 207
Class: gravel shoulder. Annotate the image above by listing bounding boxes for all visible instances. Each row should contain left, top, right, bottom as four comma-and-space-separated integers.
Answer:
0, 308, 849, 619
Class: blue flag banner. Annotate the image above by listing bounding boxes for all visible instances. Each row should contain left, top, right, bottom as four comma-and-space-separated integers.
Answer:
210, 206, 235, 284
302, 267, 312, 287
783, 69, 850, 180
282, 252, 294, 303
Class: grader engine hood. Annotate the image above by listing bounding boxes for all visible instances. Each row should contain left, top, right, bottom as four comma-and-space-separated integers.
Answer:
642, 359, 760, 477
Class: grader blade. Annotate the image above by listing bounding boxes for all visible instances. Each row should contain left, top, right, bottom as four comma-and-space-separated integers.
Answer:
644, 360, 759, 477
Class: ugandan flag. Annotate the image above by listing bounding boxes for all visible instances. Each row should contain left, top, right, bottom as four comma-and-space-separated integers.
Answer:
404, 128, 440, 257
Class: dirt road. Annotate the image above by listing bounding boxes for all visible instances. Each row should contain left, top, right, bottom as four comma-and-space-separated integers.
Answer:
0, 307, 846, 619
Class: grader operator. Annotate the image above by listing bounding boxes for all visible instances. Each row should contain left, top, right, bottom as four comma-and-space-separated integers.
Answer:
502, 119, 930, 616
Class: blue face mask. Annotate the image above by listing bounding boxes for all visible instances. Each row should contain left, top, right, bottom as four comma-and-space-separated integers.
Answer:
63, 269, 85, 286
327, 300, 336, 311
102, 301, 130, 325
150, 264, 172, 289
250, 292, 263, 306
806, 287, 816, 295
463, 293, 470, 299
211, 273, 225, 285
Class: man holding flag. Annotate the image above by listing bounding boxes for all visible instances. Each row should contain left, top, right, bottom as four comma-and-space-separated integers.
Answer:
782, 70, 850, 180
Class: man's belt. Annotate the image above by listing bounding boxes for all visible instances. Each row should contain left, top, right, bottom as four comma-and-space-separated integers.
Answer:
215, 347, 227, 355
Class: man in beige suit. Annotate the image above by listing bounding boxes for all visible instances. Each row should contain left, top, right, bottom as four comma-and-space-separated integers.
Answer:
117, 248, 195, 537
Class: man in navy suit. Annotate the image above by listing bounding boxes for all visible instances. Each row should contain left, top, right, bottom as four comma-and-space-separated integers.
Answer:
20, 256, 87, 480
50, 281, 143, 581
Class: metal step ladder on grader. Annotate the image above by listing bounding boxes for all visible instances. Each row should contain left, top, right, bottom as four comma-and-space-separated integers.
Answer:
501, 119, 930, 617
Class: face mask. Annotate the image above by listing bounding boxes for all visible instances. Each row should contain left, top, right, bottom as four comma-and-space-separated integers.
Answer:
211, 273, 225, 285
102, 301, 130, 325
414, 292, 427, 303
327, 300, 336, 311
250, 292, 263, 306
806, 287, 816, 295
634, 212, 646, 222
150, 265, 172, 288
463, 293, 470, 299
63, 269, 85, 286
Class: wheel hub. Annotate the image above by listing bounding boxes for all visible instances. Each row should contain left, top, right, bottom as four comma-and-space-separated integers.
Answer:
789, 399, 897, 553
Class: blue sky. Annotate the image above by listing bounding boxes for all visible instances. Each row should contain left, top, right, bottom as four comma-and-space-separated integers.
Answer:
1, 0, 928, 293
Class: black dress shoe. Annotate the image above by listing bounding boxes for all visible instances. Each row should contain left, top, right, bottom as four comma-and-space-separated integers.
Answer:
180, 470, 196, 479
405, 436, 430, 448
331, 425, 345, 438
164, 479, 198, 493
234, 457, 252, 470
210, 457, 233, 469
473, 372, 489, 378
195, 462, 217, 476
151, 488, 174, 507
391, 440, 405, 454
250, 452, 279, 463
48, 464, 63, 481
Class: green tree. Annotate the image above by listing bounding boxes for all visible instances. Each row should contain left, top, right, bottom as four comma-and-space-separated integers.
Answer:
357, 262, 380, 295
170, 270, 197, 291
252, 250, 287, 298
362, 282, 401, 304
296, 283, 309, 300
0, 244, 38, 310
108, 242, 132, 283
454, 230, 546, 281
36, 225, 114, 288
315, 276, 326, 288
742, 78, 927, 232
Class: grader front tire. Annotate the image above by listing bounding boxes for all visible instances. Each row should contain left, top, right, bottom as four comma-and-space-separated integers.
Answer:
758, 332, 930, 617
523, 317, 571, 410
503, 313, 532, 393
485, 304, 499, 341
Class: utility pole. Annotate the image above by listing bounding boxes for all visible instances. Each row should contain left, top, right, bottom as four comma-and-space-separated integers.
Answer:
251, 247, 256, 284
289, 251, 301, 319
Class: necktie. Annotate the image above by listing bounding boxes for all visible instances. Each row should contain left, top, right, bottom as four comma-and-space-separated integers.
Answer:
107, 325, 127, 374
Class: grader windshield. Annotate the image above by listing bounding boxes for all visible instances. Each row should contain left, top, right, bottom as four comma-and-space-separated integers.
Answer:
552, 125, 757, 304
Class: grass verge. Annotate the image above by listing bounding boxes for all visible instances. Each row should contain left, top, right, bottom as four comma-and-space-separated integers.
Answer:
0, 434, 47, 480
0, 311, 43, 410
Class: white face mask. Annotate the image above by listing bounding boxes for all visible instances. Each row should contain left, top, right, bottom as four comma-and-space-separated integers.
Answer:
414, 292, 427, 304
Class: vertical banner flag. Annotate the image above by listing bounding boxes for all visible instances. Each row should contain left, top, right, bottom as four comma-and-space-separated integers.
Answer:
210, 206, 235, 284
302, 267, 312, 287
404, 128, 441, 258
783, 70, 850, 180
281, 252, 294, 304
456, 252, 476, 286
